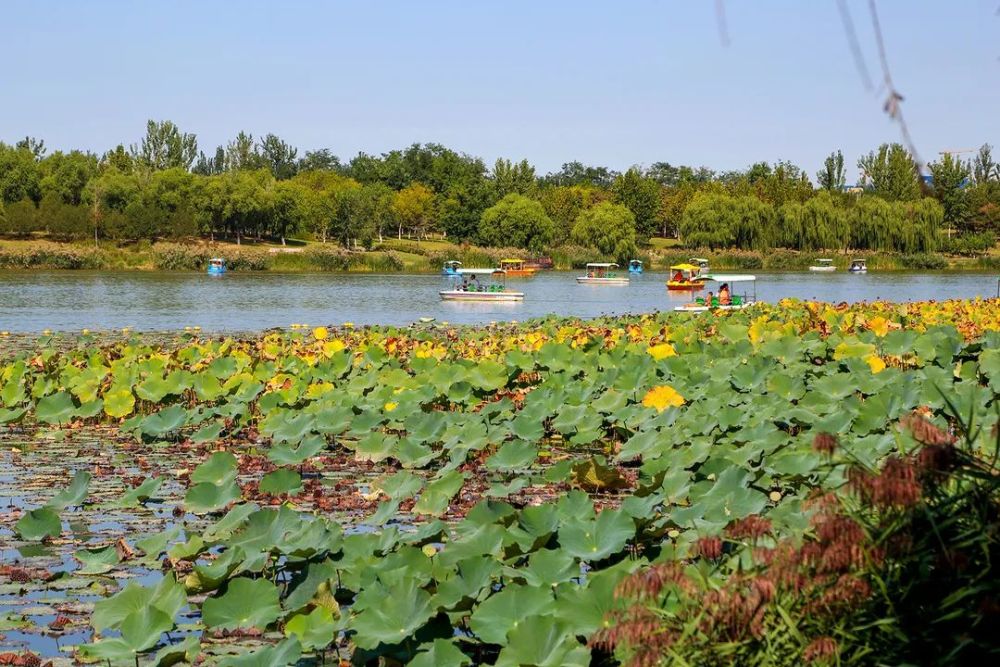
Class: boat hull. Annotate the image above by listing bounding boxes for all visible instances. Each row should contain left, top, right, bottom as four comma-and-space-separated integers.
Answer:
439, 290, 524, 302
849, 268, 867, 274
576, 277, 630, 285
673, 302, 754, 312
666, 281, 704, 291
503, 269, 537, 278
207, 268, 226, 275
808, 266, 836, 272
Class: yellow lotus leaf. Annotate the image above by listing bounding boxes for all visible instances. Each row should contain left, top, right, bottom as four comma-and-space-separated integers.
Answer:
868, 316, 890, 337
322, 340, 346, 357
305, 381, 334, 399
384, 401, 398, 412
313, 326, 329, 341
865, 355, 886, 374
642, 385, 685, 412
646, 343, 677, 360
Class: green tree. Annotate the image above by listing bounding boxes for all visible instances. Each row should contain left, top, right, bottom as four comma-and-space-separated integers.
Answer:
358, 183, 397, 245
538, 185, 608, 243
224, 131, 264, 172
101, 144, 135, 174
857, 143, 921, 201
928, 153, 971, 232
816, 150, 846, 191
492, 158, 537, 198
973, 144, 998, 184
542, 161, 617, 188
478, 194, 555, 251
269, 180, 307, 245
570, 201, 638, 263
438, 180, 495, 241
680, 192, 777, 250
259, 134, 299, 180
611, 168, 662, 239
39, 151, 99, 205
298, 149, 343, 173
779, 191, 847, 251
131, 120, 198, 171
0, 143, 41, 203
15, 136, 46, 159
392, 183, 436, 239
0, 199, 38, 236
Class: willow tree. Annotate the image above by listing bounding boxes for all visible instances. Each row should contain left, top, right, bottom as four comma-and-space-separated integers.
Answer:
732, 195, 777, 250
849, 196, 899, 251
679, 192, 735, 249
900, 198, 943, 252
570, 201, 638, 263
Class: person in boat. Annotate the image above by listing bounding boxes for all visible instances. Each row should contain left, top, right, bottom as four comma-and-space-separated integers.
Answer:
705, 291, 714, 307
673, 270, 684, 282
718, 283, 731, 305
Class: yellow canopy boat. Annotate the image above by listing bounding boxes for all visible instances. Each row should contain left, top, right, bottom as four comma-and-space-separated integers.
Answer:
666, 263, 705, 290
499, 259, 537, 277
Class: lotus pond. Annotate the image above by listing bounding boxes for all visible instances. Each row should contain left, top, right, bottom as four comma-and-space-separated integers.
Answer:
2, 299, 1000, 665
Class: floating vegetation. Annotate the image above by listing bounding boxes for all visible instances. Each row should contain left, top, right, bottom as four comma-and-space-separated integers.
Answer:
1, 298, 999, 664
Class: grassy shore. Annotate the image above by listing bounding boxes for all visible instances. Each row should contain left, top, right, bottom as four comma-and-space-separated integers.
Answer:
0, 236, 998, 272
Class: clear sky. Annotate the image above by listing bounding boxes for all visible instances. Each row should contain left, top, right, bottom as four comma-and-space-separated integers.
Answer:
3, 1, 998, 181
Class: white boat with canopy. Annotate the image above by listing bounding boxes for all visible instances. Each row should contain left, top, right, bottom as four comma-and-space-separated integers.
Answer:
690, 258, 710, 276
576, 263, 630, 285
439, 268, 524, 301
809, 258, 836, 272
673, 274, 757, 312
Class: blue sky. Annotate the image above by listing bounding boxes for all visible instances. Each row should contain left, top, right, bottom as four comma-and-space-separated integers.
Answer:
3, 1, 998, 180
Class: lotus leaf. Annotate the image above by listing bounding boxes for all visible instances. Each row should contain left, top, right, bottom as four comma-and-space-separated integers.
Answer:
409, 638, 472, 667
15, 507, 61, 540
202, 577, 281, 631
284, 606, 336, 649
217, 638, 302, 667
258, 468, 303, 495
469, 583, 554, 644
35, 390, 77, 424
495, 615, 590, 667
559, 508, 634, 561
350, 580, 435, 649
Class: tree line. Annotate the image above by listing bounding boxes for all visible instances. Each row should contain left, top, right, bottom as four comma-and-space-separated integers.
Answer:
1, 120, 999, 259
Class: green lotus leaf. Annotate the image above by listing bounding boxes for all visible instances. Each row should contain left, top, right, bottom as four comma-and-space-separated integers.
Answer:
191, 420, 224, 442
135, 375, 173, 402
0, 406, 27, 423
514, 548, 580, 588
412, 470, 466, 516
75, 544, 121, 574
372, 470, 423, 501
267, 433, 326, 465
78, 604, 174, 662
469, 583, 555, 645
134, 526, 181, 561
35, 390, 77, 424
485, 477, 529, 498
184, 481, 241, 514
409, 638, 472, 667
495, 615, 590, 667
152, 634, 200, 667
485, 440, 538, 472
202, 577, 281, 631
193, 373, 224, 401
15, 507, 61, 541
140, 405, 188, 437
433, 556, 501, 610
104, 386, 136, 418
284, 606, 336, 649
350, 580, 435, 649
116, 477, 164, 507
191, 451, 238, 485
202, 503, 260, 541
259, 468, 302, 495
93, 576, 186, 632
48, 469, 91, 509
559, 508, 634, 561
217, 638, 302, 667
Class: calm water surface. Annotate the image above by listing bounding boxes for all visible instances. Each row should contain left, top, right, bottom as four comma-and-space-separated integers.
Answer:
0, 270, 997, 332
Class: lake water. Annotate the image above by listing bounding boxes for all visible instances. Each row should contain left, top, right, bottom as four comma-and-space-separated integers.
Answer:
0, 270, 998, 332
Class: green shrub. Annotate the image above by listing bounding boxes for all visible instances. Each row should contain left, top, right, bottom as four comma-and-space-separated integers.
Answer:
0, 243, 103, 269
898, 253, 947, 270
941, 232, 996, 257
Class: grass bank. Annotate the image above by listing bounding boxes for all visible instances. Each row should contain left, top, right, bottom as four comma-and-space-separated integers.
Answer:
0, 237, 997, 272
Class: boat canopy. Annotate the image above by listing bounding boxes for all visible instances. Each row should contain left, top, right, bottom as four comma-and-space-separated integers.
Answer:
209, 258, 225, 264
457, 268, 505, 275
586, 262, 619, 268
690, 257, 709, 263
444, 260, 462, 266
816, 258, 833, 263
670, 263, 700, 271
698, 273, 756, 283
629, 259, 643, 265
851, 258, 866, 263
500, 258, 525, 264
